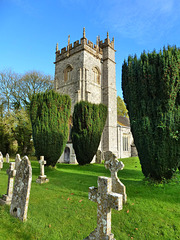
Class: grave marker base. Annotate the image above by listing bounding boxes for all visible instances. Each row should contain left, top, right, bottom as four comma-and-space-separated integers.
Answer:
0, 195, 11, 205
36, 175, 49, 184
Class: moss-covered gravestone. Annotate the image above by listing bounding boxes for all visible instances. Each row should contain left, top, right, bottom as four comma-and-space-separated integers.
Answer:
0, 162, 16, 205
85, 176, 123, 240
10, 156, 32, 222
104, 151, 127, 203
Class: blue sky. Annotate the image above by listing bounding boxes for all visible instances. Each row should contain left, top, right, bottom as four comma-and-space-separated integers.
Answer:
1, 0, 180, 98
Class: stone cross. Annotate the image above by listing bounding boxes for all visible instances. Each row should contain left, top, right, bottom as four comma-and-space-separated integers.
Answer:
104, 151, 127, 203
15, 154, 21, 170
36, 156, 49, 184
6, 153, 9, 163
84, 176, 123, 240
0, 162, 16, 205
0, 152, 3, 170
10, 156, 32, 222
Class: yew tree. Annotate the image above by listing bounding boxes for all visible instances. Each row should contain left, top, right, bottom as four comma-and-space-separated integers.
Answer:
71, 101, 107, 165
30, 90, 71, 166
122, 46, 180, 180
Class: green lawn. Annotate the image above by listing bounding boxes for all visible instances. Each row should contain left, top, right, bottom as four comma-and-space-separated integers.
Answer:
0, 157, 180, 240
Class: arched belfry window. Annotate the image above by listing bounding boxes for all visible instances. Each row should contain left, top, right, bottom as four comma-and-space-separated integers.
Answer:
92, 67, 100, 84
64, 65, 73, 82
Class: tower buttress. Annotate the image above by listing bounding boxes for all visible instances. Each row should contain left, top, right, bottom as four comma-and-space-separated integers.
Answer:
102, 34, 117, 156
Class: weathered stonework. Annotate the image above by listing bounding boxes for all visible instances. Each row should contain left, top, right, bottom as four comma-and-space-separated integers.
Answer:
36, 156, 49, 184
0, 152, 3, 170
131, 142, 138, 157
10, 156, 32, 222
85, 176, 123, 240
96, 150, 103, 164
55, 29, 118, 163
15, 154, 21, 170
0, 162, 16, 205
6, 153, 9, 163
104, 151, 127, 203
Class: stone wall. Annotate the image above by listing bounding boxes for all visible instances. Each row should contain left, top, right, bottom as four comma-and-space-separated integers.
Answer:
117, 125, 133, 158
54, 30, 119, 163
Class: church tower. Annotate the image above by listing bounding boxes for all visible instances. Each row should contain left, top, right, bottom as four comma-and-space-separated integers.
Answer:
54, 29, 118, 163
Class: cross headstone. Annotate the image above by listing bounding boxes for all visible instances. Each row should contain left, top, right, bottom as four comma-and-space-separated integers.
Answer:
0, 162, 16, 205
15, 154, 21, 170
104, 151, 127, 203
36, 156, 49, 184
0, 152, 3, 170
6, 153, 9, 163
10, 156, 32, 222
84, 176, 123, 240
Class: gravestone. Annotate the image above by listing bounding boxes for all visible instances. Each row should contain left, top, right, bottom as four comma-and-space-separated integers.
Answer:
6, 153, 10, 163
36, 156, 49, 184
0, 152, 3, 170
84, 176, 123, 240
131, 143, 138, 157
0, 162, 16, 205
15, 154, 21, 170
96, 150, 103, 164
104, 151, 127, 203
10, 156, 32, 222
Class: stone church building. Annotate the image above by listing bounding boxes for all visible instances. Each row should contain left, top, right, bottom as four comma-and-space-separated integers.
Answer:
54, 29, 137, 163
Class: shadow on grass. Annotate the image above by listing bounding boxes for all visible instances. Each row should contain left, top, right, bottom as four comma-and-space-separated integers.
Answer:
56, 163, 110, 174
43, 164, 180, 204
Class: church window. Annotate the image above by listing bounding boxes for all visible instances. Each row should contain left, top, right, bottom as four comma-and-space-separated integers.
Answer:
92, 67, 100, 84
64, 65, 73, 82
123, 136, 129, 151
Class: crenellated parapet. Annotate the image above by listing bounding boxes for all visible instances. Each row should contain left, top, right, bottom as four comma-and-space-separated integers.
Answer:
55, 28, 115, 63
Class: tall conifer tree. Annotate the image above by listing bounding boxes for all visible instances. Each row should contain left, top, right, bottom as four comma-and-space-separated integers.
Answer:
122, 46, 180, 180
30, 90, 71, 166
71, 101, 107, 165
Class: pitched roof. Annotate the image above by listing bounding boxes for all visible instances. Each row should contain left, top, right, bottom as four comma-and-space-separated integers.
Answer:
117, 115, 130, 127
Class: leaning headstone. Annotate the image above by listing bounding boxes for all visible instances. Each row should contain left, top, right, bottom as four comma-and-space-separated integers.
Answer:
84, 176, 123, 240
104, 151, 127, 203
15, 154, 21, 170
36, 156, 49, 184
0, 162, 16, 205
0, 152, 3, 170
10, 156, 32, 222
6, 153, 10, 163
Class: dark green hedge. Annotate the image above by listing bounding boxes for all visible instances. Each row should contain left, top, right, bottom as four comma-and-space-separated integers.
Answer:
71, 101, 107, 165
30, 90, 71, 167
122, 46, 180, 180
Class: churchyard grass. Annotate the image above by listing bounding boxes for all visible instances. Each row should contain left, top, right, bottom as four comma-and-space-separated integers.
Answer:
0, 157, 180, 240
